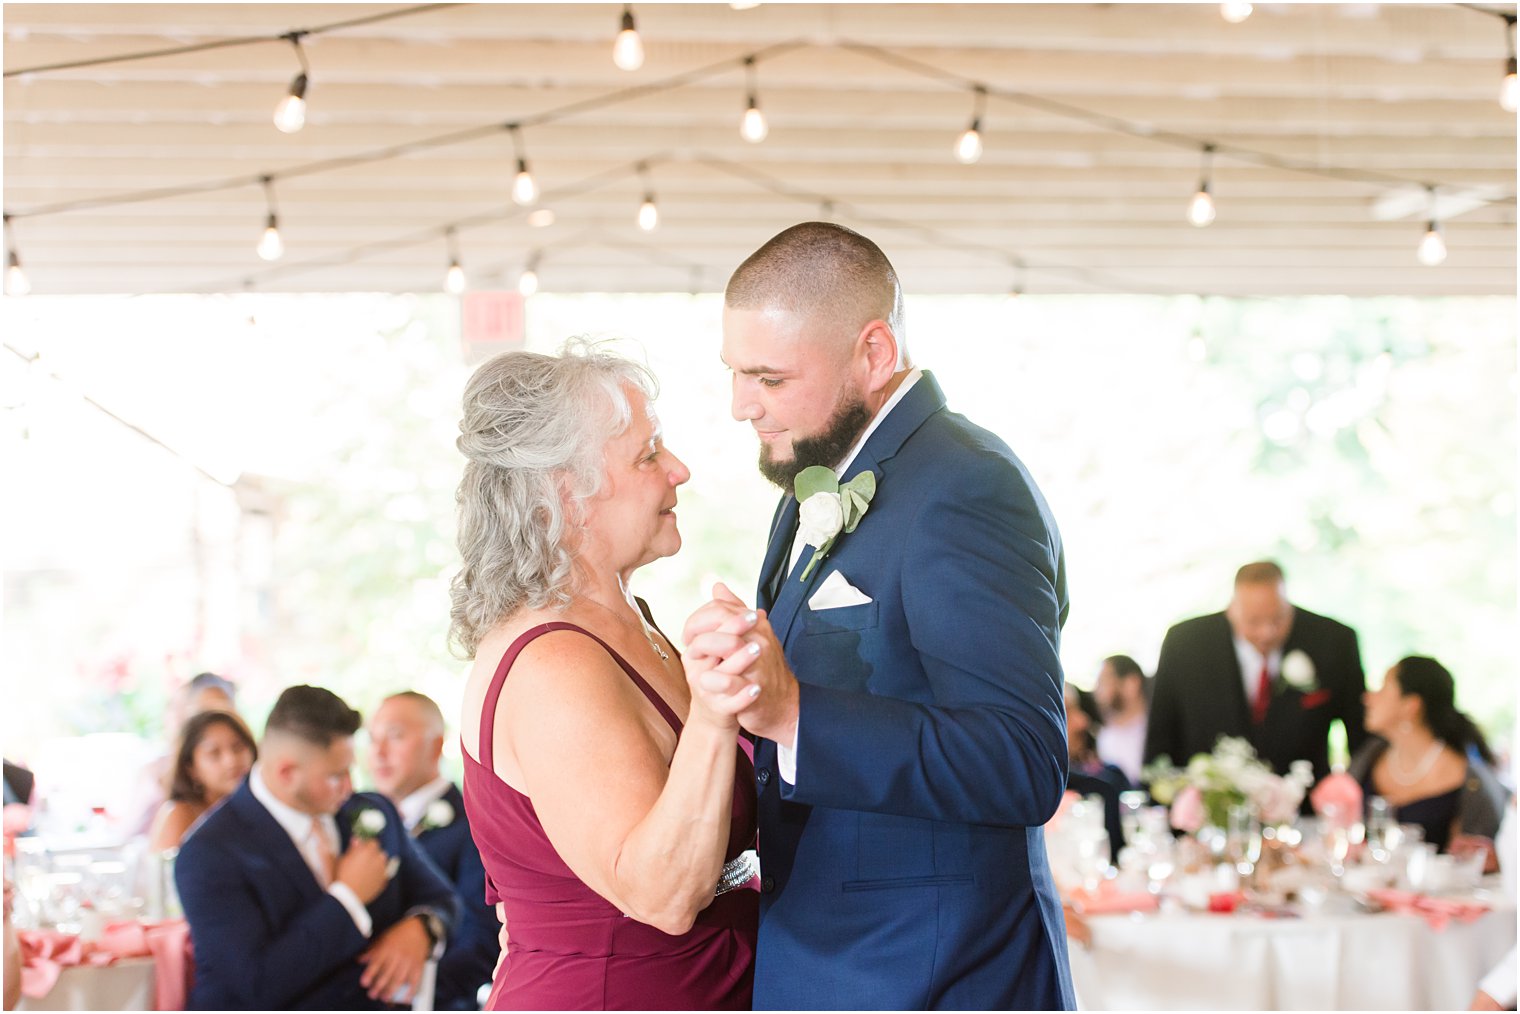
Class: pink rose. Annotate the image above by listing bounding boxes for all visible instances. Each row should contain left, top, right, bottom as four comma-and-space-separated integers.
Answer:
1310, 771, 1363, 827
1170, 786, 1205, 833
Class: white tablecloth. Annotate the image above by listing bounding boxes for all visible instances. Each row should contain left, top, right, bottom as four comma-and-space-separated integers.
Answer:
16, 957, 155, 1011
1070, 906, 1517, 1010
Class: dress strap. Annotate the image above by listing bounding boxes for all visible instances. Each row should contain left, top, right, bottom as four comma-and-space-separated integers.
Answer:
477, 621, 683, 770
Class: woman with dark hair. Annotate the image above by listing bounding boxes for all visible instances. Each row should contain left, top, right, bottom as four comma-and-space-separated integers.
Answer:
148, 710, 256, 851
1351, 655, 1508, 852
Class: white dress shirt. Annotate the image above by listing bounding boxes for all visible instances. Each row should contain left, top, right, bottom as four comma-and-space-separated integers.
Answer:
779, 369, 923, 784
249, 763, 372, 937
1232, 637, 1281, 711
396, 776, 453, 833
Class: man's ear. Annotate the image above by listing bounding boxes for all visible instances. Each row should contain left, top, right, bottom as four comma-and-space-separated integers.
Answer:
429, 734, 445, 765
855, 319, 900, 393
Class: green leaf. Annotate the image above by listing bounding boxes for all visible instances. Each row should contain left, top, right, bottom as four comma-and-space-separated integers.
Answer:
841, 470, 876, 502
794, 465, 840, 502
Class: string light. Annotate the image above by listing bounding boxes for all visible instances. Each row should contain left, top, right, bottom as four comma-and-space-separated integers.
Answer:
1502, 16, 1517, 114
444, 227, 466, 293
273, 33, 310, 134
955, 85, 986, 165
1220, 3, 1253, 23
613, 5, 645, 71
1188, 144, 1217, 227
4, 215, 30, 296
636, 162, 659, 231
527, 208, 556, 228
256, 176, 284, 261
729, 1, 761, 8
740, 56, 768, 143
509, 125, 539, 206
1417, 187, 1447, 266
519, 250, 541, 295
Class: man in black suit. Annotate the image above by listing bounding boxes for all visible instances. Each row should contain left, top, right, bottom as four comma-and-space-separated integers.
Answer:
1143, 561, 1367, 784
367, 691, 497, 1010
176, 685, 457, 1010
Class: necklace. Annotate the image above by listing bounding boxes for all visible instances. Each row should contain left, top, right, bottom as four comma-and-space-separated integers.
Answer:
637, 612, 670, 662
1386, 739, 1444, 786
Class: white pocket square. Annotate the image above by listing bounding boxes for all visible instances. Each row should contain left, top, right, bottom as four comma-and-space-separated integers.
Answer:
808, 570, 873, 610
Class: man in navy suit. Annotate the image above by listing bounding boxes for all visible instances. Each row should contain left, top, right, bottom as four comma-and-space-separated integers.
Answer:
366, 691, 497, 1010
176, 685, 458, 1010
689, 223, 1073, 1009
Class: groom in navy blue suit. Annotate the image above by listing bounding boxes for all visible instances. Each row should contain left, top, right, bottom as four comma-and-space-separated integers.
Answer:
692, 223, 1073, 1009
176, 686, 457, 1010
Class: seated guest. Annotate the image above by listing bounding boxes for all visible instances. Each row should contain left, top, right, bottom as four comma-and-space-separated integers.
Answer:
1351, 656, 1508, 853
1093, 655, 1149, 787
366, 691, 496, 1010
176, 685, 458, 1010
149, 710, 256, 851
1064, 683, 1126, 860
129, 672, 241, 837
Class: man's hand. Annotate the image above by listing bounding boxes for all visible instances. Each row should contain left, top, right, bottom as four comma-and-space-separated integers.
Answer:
334, 837, 391, 904
358, 914, 431, 1002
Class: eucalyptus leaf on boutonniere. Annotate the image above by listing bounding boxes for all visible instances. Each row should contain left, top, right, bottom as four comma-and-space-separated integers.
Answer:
794, 465, 876, 581
416, 798, 455, 835
351, 807, 387, 840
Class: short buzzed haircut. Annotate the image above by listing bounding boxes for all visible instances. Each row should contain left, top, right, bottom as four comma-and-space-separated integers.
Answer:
726, 222, 907, 351
382, 690, 446, 737
265, 685, 361, 748
1235, 560, 1285, 586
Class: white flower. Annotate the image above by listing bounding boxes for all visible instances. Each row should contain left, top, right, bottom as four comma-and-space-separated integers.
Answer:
355, 808, 387, 837
423, 799, 454, 830
797, 491, 844, 550
1281, 650, 1317, 691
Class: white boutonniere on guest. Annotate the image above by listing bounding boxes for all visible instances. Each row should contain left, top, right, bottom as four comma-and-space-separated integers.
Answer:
794, 465, 876, 581
351, 807, 387, 840
416, 798, 455, 835
1280, 650, 1318, 692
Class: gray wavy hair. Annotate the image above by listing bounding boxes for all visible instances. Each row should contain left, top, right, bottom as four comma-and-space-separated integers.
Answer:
448, 338, 657, 658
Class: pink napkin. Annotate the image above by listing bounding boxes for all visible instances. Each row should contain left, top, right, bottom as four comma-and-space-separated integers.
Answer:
17, 918, 191, 1006
1366, 887, 1490, 931
1068, 884, 1159, 915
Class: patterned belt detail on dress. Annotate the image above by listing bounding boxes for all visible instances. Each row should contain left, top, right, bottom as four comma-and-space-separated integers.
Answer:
714, 849, 760, 896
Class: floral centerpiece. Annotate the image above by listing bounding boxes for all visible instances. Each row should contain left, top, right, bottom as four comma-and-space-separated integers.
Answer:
1142, 736, 1314, 832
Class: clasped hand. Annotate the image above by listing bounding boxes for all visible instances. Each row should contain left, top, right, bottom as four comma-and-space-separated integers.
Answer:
681, 582, 798, 745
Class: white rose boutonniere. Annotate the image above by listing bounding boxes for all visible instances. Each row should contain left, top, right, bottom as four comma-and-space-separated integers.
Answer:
352, 807, 387, 840
794, 465, 876, 581
1281, 650, 1318, 692
418, 799, 455, 834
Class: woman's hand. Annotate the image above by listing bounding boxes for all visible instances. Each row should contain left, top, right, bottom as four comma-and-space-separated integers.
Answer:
682, 585, 766, 730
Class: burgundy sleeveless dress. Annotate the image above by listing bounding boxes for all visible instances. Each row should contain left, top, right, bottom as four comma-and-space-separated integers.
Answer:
461, 622, 759, 1011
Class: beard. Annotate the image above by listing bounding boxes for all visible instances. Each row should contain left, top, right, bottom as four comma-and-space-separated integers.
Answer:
758, 396, 872, 490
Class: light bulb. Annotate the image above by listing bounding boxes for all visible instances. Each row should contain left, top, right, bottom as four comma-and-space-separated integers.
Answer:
613, 13, 644, 72
257, 215, 284, 260
1417, 222, 1447, 266
740, 103, 768, 143
1502, 58, 1518, 113
527, 208, 556, 228
1188, 187, 1216, 227
955, 124, 983, 165
273, 73, 308, 133
637, 197, 659, 232
730, 1, 760, 8
445, 261, 466, 294
512, 160, 539, 206
518, 268, 539, 296
1221, 2, 1253, 23
6, 254, 30, 297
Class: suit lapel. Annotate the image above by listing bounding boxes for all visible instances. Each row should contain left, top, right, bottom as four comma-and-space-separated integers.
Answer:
765, 373, 948, 645
227, 782, 327, 902
757, 495, 799, 611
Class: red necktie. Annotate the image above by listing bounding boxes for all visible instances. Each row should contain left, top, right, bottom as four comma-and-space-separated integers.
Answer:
1252, 662, 1272, 725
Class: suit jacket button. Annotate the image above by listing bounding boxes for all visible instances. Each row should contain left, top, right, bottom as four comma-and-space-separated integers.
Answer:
761, 876, 775, 894
757, 769, 771, 786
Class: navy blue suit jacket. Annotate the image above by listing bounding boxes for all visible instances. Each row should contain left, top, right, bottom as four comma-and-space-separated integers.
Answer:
413, 784, 498, 1010
752, 372, 1074, 1010
176, 781, 458, 1010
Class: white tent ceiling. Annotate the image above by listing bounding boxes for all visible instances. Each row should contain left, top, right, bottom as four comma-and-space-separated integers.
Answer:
3, 2, 1516, 297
